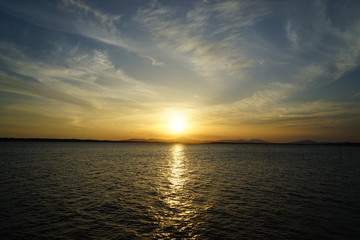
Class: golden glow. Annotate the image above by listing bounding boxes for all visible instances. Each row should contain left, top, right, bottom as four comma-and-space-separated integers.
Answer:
152, 144, 200, 238
169, 144, 186, 192
169, 114, 186, 134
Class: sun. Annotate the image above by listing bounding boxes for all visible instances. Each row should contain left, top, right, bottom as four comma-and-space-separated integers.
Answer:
170, 116, 186, 133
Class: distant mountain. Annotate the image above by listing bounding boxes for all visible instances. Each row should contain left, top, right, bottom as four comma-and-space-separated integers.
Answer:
248, 139, 270, 143
124, 138, 165, 143
288, 139, 323, 145
210, 139, 270, 144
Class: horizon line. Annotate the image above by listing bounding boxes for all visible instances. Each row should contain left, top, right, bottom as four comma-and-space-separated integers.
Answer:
1, 137, 359, 146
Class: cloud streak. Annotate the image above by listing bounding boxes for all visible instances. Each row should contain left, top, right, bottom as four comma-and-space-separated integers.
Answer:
136, 0, 270, 80
62, 0, 121, 31
0, 0, 359, 141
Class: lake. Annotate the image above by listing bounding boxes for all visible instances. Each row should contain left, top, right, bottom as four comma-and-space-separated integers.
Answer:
1, 142, 359, 239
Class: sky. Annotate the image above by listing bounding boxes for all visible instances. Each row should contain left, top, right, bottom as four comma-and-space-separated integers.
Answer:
0, 0, 360, 142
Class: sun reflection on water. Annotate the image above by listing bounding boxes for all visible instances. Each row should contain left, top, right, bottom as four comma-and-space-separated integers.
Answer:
153, 144, 199, 239
169, 144, 186, 193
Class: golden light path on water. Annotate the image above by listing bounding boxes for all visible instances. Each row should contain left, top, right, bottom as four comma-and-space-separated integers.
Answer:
169, 144, 187, 192
152, 144, 202, 239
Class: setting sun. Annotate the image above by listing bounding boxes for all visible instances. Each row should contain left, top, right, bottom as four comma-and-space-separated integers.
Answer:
170, 117, 185, 133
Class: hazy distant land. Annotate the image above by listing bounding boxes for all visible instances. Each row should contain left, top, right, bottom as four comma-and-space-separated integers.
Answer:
0, 138, 358, 146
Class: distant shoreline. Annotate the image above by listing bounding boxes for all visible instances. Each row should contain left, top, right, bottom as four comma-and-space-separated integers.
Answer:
0, 138, 359, 146
208, 141, 360, 146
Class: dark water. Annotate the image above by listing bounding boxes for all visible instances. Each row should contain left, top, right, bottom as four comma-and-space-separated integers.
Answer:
0, 142, 360, 239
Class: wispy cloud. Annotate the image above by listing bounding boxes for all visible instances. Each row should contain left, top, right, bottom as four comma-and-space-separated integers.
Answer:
136, 0, 270, 80
58, 0, 139, 53
1, 0, 359, 141
0, 41, 159, 114
213, 0, 270, 34
62, 0, 121, 31
142, 55, 164, 66
0, 73, 94, 108
284, 0, 331, 53
0, 38, 171, 138
134, 0, 360, 139
59, 0, 167, 70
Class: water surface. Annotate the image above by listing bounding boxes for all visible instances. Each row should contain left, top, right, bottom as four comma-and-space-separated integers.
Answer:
1, 142, 359, 239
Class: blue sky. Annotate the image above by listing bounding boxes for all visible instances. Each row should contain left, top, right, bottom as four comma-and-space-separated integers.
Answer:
0, 0, 359, 142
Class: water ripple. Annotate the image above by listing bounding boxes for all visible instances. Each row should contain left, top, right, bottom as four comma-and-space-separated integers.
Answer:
1, 142, 360, 239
